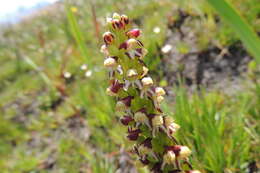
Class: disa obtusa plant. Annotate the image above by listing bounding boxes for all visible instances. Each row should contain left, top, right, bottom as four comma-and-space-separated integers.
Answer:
100, 13, 200, 173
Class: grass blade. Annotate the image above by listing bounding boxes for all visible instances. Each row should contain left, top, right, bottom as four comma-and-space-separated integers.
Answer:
65, 4, 90, 65
206, 0, 260, 63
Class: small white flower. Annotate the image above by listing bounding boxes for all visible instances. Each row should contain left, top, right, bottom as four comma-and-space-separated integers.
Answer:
153, 27, 161, 34
179, 146, 191, 159
155, 87, 166, 96
63, 72, 71, 78
161, 44, 172, 54
134, 112, 150, 128
152, 115, 164, 137
141, 77, 153, 87
127, 69, 138, 78
81, 64, 88, 70
85, 70, 92, 77
163, 116, 180, 137
162, 151, 176, 170
189, 170, 201, 173
104, 57, 117, 68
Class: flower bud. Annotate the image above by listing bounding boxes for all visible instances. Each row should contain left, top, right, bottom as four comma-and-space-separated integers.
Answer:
155, 87, 166, 96
127, 69, 138, 78
121, 14, 129, 26
164, 116, 180, 134
156, 95, 164, 103
112, 12, 121, 20
126, 28, 141, 38
186, 170, 201, 173
112, 19, 123, 30
134, 112, 148, 123
152, 115, 163, 127
163, 151, 176, 164
141, 66, 149, 77
170, 145, 191, 159
142, 77, 153, 87
119, 39, 143, 50
120, 115, 133, 126
127, 129, 141, 141
103, 32, 114, 45
179, 146, 191, 159
104, 57, 117, 68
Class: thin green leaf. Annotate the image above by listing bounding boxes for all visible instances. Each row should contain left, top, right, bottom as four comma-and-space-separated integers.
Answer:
206, 0, 260, 63
65, 4, 90, 65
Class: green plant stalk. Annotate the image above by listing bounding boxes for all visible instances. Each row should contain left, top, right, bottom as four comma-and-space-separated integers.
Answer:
101, 13, 200, 173
206, 0, 260, 63
66, 4, 90, 66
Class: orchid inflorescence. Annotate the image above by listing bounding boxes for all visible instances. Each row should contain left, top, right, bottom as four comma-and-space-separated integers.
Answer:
101, 13, 200, 173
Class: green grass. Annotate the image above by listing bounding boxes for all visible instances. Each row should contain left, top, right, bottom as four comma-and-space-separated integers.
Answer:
206, 0, 260, 63
0, 0, 259, 172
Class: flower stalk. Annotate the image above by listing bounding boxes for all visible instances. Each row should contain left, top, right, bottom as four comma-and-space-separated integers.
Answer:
101, 13, 200, 173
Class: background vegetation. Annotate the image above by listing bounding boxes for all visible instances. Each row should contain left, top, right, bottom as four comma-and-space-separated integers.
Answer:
0, 0, 259, 172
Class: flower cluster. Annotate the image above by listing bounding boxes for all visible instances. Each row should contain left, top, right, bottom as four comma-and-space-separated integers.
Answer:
101, 13, 200, 173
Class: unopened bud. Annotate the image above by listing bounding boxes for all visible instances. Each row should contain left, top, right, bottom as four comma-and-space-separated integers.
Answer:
103, 32, 114, 45
152, 115, 163, 127
142, 77, 153, 87
112, 19, 123, 30
127, 69, 138, 78
112, 13, 121, 19
155, 87, 166, 96
134, 112, 148, 123
104, 57, 117, 68
121, 14, 129, 25
163, 151, 176, 164
127, 28, 141, 38
187, 170, 201, 173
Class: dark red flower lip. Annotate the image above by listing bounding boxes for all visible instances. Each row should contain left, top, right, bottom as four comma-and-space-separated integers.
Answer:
127, 128, 141, 141
120, 115, 133, 126
165, 145, 181, 156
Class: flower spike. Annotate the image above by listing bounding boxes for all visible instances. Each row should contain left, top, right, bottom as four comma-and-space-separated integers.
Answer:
101, 13, 199, 173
